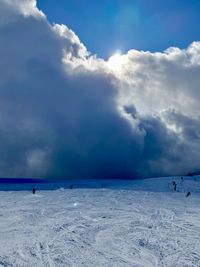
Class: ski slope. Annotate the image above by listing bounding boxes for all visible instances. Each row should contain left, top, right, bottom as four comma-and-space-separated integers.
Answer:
0, 177, 200, 267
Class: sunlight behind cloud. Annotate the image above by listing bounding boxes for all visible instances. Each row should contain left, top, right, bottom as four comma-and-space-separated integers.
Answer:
107, 52, 128, 73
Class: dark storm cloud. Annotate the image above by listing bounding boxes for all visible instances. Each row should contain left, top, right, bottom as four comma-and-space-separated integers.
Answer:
0, 0, 200, 179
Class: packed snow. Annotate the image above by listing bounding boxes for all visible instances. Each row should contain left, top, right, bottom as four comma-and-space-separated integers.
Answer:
0, 176, 200, 267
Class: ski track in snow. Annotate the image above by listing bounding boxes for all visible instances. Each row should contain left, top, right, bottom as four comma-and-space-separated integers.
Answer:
0, 177, 200, 267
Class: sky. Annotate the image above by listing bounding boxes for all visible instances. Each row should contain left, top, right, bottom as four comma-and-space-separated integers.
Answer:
38, 0, 200, 58
0, 0, 200, 180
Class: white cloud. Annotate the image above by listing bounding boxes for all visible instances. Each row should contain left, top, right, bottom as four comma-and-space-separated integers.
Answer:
114, 43, 200, 119
1, 0, 44, 17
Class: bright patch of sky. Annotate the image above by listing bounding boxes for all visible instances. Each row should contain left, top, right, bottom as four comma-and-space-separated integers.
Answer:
37, 0, 200, 58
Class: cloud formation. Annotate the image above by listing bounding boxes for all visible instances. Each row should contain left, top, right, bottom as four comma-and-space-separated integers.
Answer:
0, 0, 200, 179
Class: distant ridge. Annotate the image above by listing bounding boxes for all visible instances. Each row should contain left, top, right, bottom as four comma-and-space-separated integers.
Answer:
0, 178, 49, 184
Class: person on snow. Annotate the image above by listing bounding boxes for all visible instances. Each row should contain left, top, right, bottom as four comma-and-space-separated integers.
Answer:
32, 188, 36, 194
186, 192, 191, 197
172, 181, 177, 191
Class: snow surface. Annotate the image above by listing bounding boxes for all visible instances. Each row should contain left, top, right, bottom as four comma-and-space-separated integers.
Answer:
0, 176, 200, 267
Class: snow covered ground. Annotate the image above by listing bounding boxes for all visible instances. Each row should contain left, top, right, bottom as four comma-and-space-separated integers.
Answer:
0, 176, 200, 267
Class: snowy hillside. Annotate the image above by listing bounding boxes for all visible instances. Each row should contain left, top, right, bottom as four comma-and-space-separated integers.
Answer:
0, 176, 200, 267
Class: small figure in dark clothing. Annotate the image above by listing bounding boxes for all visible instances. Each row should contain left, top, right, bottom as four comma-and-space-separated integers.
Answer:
172, 181, 177, 191
186, 192, 191, 197
32, 188, 36, 194
70, 184, 73, 189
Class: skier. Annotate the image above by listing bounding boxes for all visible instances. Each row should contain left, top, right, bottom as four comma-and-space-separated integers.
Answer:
172, 181, 177, 191
186, 192, 191, 197
70, 184, 73, 189
32, 188, 36, 194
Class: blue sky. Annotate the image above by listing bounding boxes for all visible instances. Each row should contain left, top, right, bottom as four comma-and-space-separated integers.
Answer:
37, 0, 200, 58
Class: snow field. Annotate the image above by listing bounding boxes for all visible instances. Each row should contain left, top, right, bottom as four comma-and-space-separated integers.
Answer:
0, 177, 200, 267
